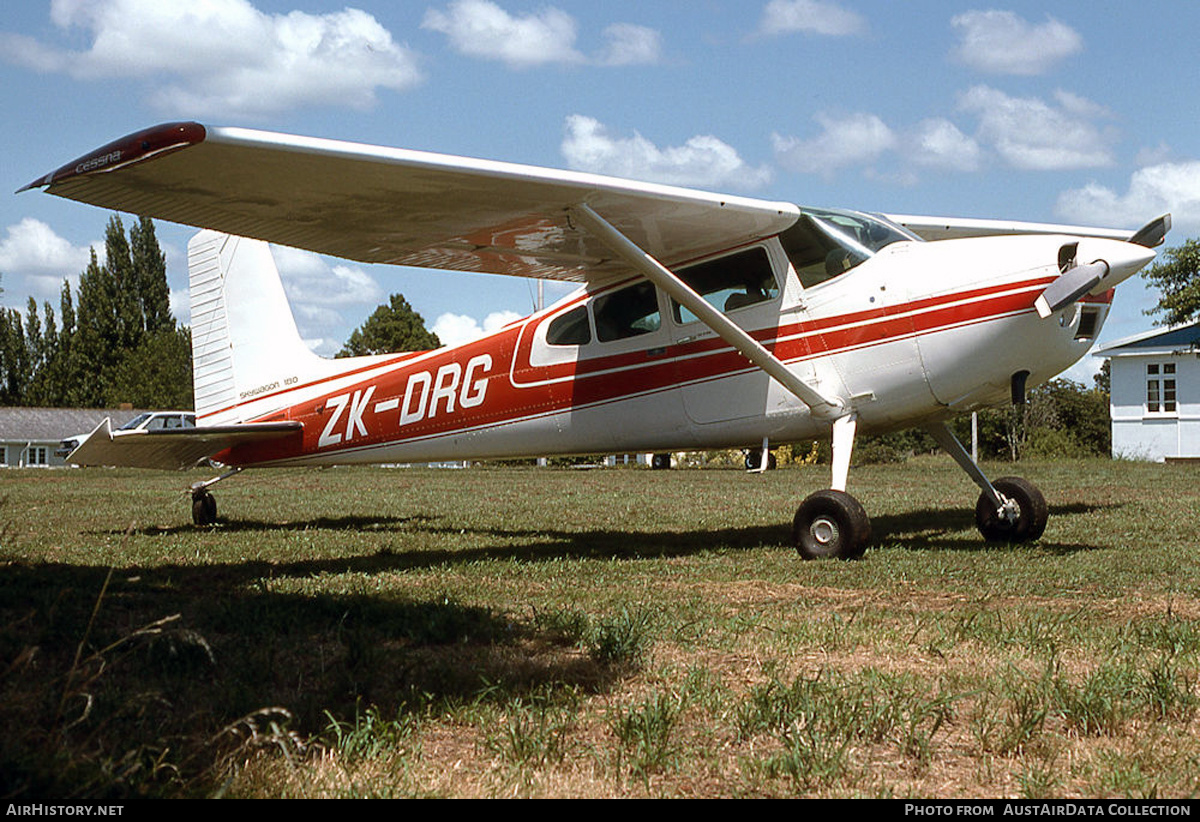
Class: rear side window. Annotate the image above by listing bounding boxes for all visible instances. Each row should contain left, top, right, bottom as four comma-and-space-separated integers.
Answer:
546, 305, 591, 346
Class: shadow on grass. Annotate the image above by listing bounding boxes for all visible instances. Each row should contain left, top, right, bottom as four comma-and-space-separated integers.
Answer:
872, 501, 1120, 554
0, 555, 628, 799
96, 498, 1123, 567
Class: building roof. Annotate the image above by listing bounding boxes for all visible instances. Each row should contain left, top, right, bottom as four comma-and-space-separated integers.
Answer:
1094, 320, 1200, 357
0, 408, 150, 442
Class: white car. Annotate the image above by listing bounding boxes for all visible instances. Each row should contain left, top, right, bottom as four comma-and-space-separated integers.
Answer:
57, 411, 196, 458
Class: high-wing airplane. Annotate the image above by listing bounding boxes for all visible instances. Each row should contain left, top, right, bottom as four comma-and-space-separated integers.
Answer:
21, 122, 1169, 559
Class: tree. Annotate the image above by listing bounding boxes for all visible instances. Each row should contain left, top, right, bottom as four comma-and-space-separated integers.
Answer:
130, 216, 173, 334
338, 293, 440, 357
105, 327, 193, 409
0, 215, 190, 409
1143, 238, 1200, 326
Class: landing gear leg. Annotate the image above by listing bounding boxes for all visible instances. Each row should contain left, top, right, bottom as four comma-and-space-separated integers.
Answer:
924, 422, 1047, 542
793, 414, 870, 560
189, 466, 242, 527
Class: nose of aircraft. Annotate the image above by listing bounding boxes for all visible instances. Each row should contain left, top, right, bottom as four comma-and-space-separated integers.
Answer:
1035, 238, 1157, 318
1094, 238, 1157, 282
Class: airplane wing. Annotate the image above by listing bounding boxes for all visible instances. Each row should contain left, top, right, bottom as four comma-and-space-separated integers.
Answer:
66, 417, 302, 470
884, 213, 1162, 245
21, 122, 799, 282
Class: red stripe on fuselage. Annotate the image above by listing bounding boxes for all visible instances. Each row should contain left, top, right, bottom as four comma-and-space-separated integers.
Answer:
222, 277, 1051, 465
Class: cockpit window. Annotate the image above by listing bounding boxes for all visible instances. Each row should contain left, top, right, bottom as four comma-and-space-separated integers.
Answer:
594, 282, 661, 342
780, 208, 918, 289
671, 246, 779, 324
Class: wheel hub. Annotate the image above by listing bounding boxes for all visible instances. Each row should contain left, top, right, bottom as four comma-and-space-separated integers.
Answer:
810, 516, 839, 545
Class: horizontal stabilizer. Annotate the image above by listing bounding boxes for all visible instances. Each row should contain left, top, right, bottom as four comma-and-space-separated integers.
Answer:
66, 418, 302, 470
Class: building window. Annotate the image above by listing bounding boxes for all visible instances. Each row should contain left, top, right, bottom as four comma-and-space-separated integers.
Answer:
1147, 362, 1177, 413
25, 445, 49, 466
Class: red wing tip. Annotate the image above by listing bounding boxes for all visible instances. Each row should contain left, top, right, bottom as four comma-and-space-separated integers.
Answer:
19, 121, 207, 193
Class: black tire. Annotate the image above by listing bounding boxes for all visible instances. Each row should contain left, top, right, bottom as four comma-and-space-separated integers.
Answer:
793, 489, 871, 560
651, 453, 671, 470
192, 492, 217, 526
745, 451, 778, 471
975, 476, 1047, 542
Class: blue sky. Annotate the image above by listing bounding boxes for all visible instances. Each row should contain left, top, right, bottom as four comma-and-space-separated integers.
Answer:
2, 1, 1198, 379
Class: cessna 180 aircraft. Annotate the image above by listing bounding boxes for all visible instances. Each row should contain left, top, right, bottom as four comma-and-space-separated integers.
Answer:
21, 122, 1169, 559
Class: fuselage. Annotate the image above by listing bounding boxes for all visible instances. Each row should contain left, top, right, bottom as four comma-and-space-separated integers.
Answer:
210, 213, 1126, 468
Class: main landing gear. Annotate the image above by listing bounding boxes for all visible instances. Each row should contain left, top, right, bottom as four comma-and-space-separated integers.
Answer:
790, 416, 1048, 560
189, 466, 242, 526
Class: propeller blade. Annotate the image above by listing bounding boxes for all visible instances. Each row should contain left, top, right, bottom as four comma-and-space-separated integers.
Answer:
1129, 214, 1171, 248
1035, 260, 1108, 318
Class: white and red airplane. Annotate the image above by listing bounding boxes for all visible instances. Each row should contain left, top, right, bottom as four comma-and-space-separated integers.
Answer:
22, 122, 1168, 559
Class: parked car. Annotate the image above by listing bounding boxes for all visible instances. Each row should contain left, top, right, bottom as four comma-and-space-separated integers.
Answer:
57, 411, 196, 458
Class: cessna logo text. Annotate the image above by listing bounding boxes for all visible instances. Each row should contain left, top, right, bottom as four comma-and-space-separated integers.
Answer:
76, 151, 122, 174
319, 355, 492, 448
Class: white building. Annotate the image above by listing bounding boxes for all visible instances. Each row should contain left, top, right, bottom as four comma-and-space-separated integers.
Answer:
1094, 322, 1200, 461
0, 408, 149, 468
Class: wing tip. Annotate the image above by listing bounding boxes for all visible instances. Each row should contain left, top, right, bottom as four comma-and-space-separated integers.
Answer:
20, 121, 207, 194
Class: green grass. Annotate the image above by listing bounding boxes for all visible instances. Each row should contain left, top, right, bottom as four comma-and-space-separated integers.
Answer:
1, 456, 1199, 797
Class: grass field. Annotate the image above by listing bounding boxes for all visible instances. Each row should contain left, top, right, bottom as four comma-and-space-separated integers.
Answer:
2, 457, 1199, 798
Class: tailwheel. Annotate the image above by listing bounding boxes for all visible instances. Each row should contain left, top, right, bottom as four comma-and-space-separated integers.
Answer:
793, 489, 871, 560
975, 476, 1047, 543
192, 490, 217, 526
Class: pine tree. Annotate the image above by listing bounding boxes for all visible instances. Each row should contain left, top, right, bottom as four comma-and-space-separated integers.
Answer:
131, 216, 173, 333
103, 215, 144, 350
3, 216, 191, 409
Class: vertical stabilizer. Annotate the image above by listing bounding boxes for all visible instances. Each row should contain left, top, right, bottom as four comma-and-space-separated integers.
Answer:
188, 231, 326, 424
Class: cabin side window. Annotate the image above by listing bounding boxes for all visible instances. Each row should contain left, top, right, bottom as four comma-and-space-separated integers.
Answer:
594, 282, 661, 342
671, 247, 779, 324
546, 305, 592, 346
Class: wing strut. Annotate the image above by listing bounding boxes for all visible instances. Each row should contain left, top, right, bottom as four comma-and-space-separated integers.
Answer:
569, 204, 846, 419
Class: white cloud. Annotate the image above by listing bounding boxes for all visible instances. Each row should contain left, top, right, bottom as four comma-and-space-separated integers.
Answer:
0, 218, 100, 302
269, 245, 383, 348
757, 0, 866, 37
423, 2, 662, 69
423, 0, 583, 67
597, 23, 662, 66
169, 287, 190, 327
951, 10, 1082, 76
1056, 161, 1200, 234
273, 246, 383, 307
1, 0, 422, 117
772, 112, 896, 178
432, 310, 523, 347
562, 114, 771, 190
908, 118, 982, 172
958, 86, 1115, 171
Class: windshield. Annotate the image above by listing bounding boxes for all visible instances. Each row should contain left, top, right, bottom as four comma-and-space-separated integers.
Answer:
780, 207, 918, 288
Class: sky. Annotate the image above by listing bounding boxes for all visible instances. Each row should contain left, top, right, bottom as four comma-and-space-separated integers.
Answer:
1, 0, 1198, 381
